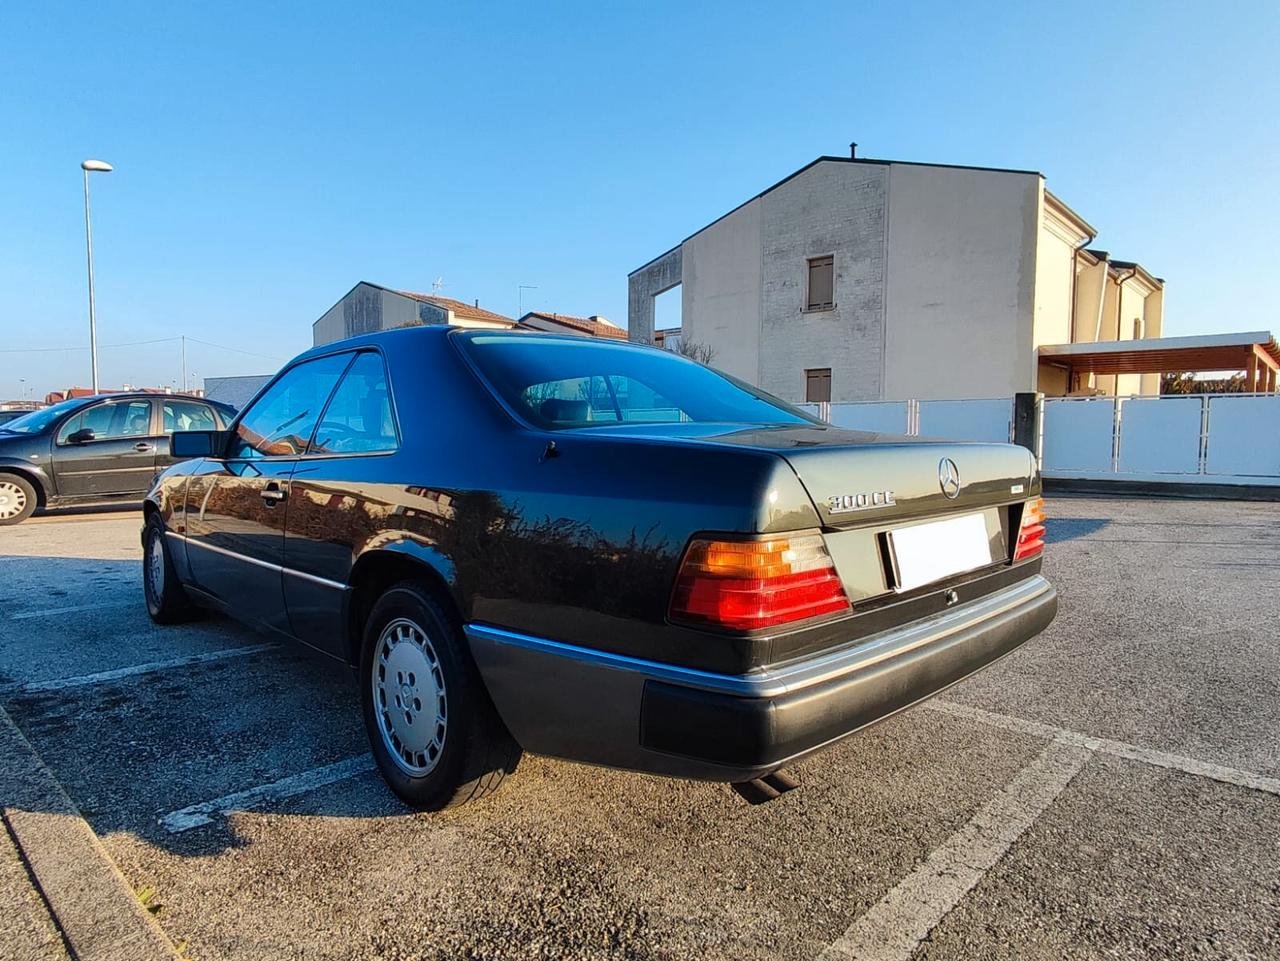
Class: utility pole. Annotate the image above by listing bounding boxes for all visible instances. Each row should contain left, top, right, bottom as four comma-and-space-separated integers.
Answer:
81, 159, 113, 393
181, 335, 187, 392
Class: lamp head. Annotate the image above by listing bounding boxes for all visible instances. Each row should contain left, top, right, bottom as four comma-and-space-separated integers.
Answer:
81, 160, 113, 173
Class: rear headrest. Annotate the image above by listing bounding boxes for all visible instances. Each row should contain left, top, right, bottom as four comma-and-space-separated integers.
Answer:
360, 388, 388, 433
540, 398, 589, 423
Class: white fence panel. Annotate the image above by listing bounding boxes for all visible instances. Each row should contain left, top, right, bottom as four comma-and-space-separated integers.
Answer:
826, 401, 911, 434
917, 399, 1012, 443
1117, 397, 1202, 474
1206, 394, 1280, 476
1042, 398, 1115, 473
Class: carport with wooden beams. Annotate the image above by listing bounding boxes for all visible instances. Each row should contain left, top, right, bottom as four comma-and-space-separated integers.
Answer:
1038, 331, 1280, 393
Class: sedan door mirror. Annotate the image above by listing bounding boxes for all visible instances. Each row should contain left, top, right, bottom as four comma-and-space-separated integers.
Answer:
171, 430, 227, 459
66, 427, 96, 445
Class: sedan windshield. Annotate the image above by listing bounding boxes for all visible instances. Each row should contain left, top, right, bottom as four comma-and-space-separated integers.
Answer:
457, 332, 820, 431
0, 398, 85, 435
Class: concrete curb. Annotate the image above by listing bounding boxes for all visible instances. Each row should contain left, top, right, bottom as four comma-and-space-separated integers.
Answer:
1044, 477, 1280, 501
0, 706, 179, 961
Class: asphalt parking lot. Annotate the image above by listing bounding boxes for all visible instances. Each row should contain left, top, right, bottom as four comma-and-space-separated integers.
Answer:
2, 496, 1278, 961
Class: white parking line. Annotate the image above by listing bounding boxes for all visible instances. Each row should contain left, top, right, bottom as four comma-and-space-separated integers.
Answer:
159, 754, 377, 832
925, 699, 1280, 797
820, 740, 1092, 961
9, 600, 133, 620
14, 643, 280, 694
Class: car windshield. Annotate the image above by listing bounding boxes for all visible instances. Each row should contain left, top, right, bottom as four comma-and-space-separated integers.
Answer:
0, 398, 86, 435
457, 332, 820, 431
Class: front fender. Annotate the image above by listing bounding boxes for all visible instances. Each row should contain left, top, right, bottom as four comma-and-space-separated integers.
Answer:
0, 458, 53, 503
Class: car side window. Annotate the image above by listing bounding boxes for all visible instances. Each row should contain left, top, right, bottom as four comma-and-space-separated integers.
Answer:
56, 400, 153, 443
308, 352, 399, 455
163, 400, 218, 433
227, 353, 351, 459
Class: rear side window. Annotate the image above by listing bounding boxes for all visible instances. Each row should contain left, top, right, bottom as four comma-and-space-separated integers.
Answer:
308, 352, 398, 454
163, 400, 218, 433
228, 353, 351, 458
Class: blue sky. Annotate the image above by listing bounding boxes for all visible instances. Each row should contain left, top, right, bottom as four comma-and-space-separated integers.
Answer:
2, 1, 1277, 398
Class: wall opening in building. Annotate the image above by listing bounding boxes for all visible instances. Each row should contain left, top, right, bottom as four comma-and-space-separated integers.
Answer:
805, 367, 832, 402
652, 284, 683, 353
806, 255, 835, 311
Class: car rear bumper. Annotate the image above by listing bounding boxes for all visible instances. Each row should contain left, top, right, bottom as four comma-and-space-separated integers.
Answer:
465, 573, 1057, 782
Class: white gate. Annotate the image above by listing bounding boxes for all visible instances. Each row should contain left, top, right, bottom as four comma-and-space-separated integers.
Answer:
805, 392, 1280, 487
1042, 393, 1280, 485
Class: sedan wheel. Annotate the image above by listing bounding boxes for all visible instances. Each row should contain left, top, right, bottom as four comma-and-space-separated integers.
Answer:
371, 617, 448, 775
146, 526, 167, 598
0, 475, 36, 525
360, 580, 520, 810
142, 515, 199, 624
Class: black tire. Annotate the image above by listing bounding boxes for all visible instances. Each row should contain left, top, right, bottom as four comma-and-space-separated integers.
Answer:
360, 580, 520, 810
0, 473, 37, 525
142, 515, 200, 624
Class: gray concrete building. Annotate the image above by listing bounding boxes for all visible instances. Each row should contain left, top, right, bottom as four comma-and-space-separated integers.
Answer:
629, 148, 1163, 403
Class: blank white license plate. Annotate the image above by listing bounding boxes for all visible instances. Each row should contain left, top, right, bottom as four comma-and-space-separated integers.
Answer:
889, 512, 993, 592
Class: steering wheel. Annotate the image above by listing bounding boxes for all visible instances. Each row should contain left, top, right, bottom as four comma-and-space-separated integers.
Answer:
312, 422, 360, 449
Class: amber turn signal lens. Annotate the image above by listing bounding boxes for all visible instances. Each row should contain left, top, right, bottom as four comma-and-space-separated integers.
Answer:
669, 533, 851, 632
1013, 497, 1046, 562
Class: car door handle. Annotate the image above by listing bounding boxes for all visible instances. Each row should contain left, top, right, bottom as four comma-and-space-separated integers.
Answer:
260, 485, 287, 505
133, 442, 154, 452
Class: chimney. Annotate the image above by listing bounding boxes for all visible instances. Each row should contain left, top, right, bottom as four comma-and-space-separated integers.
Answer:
849, 141, 858, 159
474, 299, 479, 308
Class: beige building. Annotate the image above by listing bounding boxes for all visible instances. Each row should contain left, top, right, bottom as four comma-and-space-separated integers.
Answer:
313, 282, 621, 346
628, 148, 1165, 403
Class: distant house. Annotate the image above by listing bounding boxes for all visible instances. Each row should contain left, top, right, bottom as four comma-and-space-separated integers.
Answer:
628, 146, 1180, 402
314, 282, 516, 346
516, 311, 627, 340
204, 374, 272, 411
314, 281, 625, 347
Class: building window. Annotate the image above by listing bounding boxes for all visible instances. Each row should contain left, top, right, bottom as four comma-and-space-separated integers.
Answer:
806, 256, 835, 311
805, 368, 832, 403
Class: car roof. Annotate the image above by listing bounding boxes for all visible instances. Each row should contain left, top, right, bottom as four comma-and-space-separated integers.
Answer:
57, 392, 234, 411
287, 324, 657, 368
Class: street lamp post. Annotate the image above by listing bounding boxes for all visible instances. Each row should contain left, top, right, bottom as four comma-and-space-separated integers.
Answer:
81, 159, 113, 394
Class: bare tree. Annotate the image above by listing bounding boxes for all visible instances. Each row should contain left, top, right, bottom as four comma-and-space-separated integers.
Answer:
671, 339, 716, 366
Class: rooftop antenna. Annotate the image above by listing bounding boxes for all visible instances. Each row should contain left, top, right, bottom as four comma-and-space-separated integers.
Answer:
518, 284, 539, 317
431, 277, 446, 294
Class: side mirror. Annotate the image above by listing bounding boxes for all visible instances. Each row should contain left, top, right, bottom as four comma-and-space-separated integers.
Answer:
171, 430, 226, 459
67, 427, 96, 445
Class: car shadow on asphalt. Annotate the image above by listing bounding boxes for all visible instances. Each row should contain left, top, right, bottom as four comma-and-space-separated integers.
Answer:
1043, 517, 1110, 543
0, 553, 418, 857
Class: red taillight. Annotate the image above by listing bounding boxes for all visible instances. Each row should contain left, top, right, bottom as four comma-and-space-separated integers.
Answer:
1013, 497, 1046, 562
668, 533, 851, 631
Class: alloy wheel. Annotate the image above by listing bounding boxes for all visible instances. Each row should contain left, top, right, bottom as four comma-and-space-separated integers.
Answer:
372, 617, 448, 775
146, 527, 166, 600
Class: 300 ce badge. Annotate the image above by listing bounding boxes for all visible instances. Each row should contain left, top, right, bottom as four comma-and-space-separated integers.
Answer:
827, 489, 897, 514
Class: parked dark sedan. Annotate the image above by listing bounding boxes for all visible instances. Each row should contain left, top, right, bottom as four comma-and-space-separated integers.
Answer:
0, 393, 235, 524
142, 327, 1056, 809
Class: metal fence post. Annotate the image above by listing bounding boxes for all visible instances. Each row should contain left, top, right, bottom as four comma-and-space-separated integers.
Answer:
1012, 393, 1042, 464
1110, 395, 1123, 474
1198, 394, 1210, 474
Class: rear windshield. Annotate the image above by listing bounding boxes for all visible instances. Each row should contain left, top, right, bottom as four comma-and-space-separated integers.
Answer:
457, 332, 819, 431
